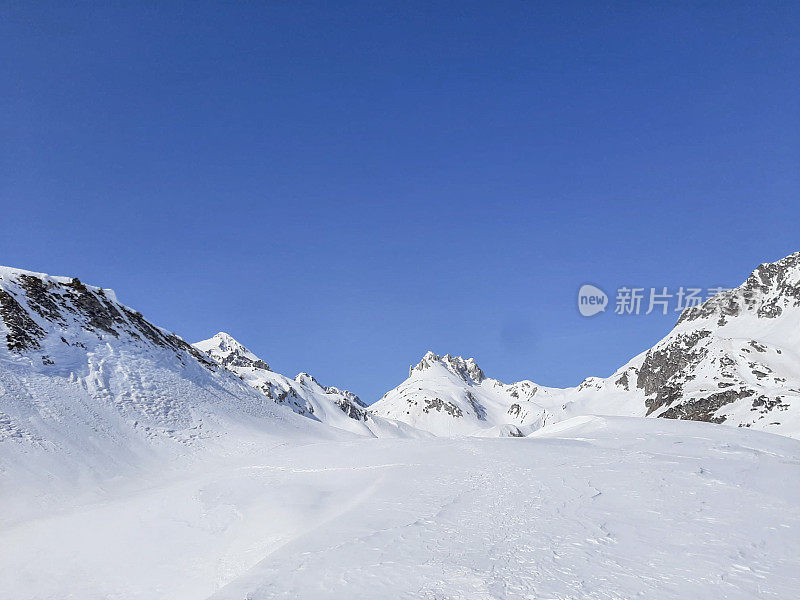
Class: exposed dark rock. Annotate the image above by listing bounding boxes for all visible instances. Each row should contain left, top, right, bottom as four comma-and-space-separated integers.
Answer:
423, 397, 463, 418
752, 395, 789, 413
659, 389, 755, 423
637, 330, 711, 415
465, 391, 487, 420
335, 398, 368, 421
64, 278, 124, 337
678, 252, 800, 324
17, 275, 66, 324
0, 290, 45, 351
325, 386, 366, 408
0, 272, 215, 370
615, 371, 630, 390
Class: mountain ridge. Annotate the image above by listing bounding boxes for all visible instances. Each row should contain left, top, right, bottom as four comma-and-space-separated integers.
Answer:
193, 332, 424, 438
2, 252, 800, 444
370, 251, 800, 438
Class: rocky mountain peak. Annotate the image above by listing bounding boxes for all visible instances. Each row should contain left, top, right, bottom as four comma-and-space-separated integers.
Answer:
678, 251, 800, 326
410, 351, 485, 383
194, 332, 270, 371
191, 334, 377, 431
209, 331, 241, 351
295, 372, 321, 387
324, 385, 366, 408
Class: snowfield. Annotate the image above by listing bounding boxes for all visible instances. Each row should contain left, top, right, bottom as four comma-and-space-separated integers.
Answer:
2, 416, 799, 600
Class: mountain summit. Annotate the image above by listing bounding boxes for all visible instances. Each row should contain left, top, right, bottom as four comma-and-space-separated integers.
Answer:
370, 349, 546, 437
411, 351, 486, 383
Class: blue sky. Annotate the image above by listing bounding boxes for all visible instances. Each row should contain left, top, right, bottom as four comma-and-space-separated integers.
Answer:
2, 2, 799, 402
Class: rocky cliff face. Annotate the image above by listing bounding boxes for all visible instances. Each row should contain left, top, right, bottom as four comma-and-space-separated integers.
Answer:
0, 269, 212, 366
678, 252, 800, 326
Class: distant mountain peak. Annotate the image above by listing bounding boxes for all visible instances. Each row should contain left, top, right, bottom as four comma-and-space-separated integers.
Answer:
295, 372, 321, 387
190, 333, 406, 436
410, 351, 485, 383
194, 332, 270, 371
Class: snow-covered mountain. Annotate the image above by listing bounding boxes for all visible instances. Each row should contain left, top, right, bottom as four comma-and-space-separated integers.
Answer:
193, 332, 423, 438
0, 266, 341, 505
371, 252, 800, 439
3, 249, 800, 464
369, 351, 550, 437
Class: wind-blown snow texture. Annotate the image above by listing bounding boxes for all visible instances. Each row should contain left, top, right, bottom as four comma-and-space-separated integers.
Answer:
371, 252, 800, 439
2, 417, 799, 599
2, 256, 800, 598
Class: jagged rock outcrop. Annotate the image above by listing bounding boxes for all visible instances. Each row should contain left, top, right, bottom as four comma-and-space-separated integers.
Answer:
617, 251, 800, 435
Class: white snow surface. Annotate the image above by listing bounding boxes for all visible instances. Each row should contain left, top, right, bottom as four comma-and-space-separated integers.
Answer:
2, 416, 799, 599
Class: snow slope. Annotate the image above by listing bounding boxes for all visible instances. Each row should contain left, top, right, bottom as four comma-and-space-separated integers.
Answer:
371, 252, 800, 439
194, 332, 425, 438
2, 417, 798, 599
0, 266, 347, 522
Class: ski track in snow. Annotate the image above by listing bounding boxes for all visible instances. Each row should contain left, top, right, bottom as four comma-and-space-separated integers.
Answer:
2, 417, 799, 600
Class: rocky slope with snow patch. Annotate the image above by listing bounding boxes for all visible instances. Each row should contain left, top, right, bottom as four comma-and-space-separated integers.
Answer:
557, 251, 800, 437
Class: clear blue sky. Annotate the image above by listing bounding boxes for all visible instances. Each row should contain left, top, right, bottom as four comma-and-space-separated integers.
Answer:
2, 2, 798, 402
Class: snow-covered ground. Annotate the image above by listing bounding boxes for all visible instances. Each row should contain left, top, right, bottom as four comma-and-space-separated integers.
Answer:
2, 416, 799, 599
